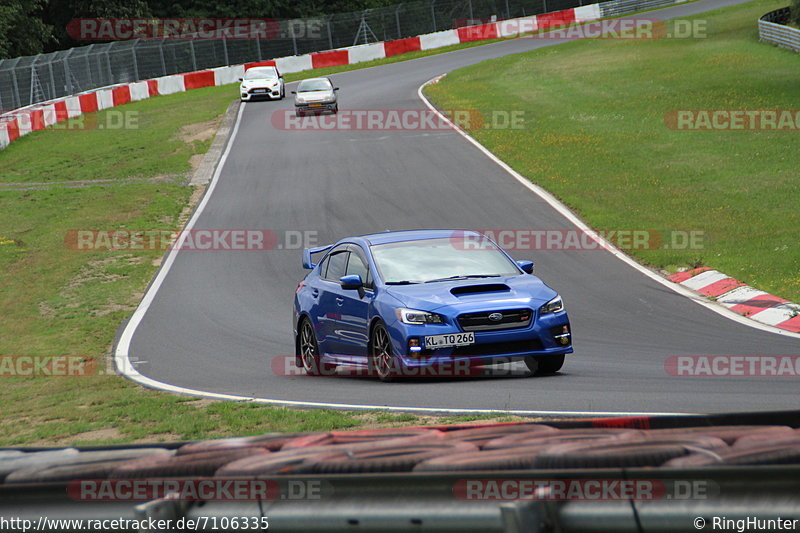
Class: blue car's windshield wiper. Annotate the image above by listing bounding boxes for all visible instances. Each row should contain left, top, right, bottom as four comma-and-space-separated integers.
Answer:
385, 280, 421, 285
424, 274, 501, 283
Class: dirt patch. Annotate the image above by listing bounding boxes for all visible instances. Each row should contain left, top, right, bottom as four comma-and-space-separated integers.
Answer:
135, 432, 183, 444
65, 258, 125, 292
91, 303, 137, 317
38, 301, 57, 318
188, 153, 206, 174
179, 118, 221, 145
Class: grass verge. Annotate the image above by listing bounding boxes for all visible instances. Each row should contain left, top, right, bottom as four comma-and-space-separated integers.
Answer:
424, 0, 800, 301
0, 37, 551, 446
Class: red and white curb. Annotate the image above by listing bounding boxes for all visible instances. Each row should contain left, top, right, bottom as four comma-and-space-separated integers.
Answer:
668, 268, 800, 333
0, 3, 612, 150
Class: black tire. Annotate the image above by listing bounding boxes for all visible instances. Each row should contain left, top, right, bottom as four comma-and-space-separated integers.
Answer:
369, 321, 397, 382
525, 354, 565, 375
298, 318, 335, 376
295, 109, 303, 117
332, 104, 338, 114
110, 448, 267, 478
533, 441, 689, 469
304, 442, 478, 474
280, 85, 285, 99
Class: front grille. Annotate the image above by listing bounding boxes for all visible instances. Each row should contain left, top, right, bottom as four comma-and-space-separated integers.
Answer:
457, 308, 532, 331
451, 339, 543, 356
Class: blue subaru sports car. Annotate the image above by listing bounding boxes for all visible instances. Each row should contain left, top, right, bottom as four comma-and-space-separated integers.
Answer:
293, 230, 572, 381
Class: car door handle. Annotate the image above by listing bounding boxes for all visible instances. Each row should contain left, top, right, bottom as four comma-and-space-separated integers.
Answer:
336, 297, 344, 305
311, 288, 319, 297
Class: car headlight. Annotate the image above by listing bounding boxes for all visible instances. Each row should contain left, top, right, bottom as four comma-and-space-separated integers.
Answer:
539, 296, 564, 315
396, 308, 445, 325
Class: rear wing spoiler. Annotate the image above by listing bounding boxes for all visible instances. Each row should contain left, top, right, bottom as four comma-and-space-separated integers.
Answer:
302, 244, 333, 269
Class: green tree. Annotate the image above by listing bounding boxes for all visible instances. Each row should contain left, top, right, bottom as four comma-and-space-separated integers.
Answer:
44, 0, 151, 50
792, 0, 800, 27
0, 0, 52, 59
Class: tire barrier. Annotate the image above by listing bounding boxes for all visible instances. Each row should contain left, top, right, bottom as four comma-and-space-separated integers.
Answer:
4, 420, 800, 483
110, 448, 268, 478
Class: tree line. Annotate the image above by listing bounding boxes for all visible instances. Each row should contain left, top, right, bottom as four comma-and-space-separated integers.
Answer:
0, 0, 405, 60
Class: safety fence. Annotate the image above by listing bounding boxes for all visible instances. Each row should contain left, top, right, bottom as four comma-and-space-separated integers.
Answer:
758, 8, 800, 53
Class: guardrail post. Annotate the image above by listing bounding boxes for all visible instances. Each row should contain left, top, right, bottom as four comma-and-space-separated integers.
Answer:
395, 4, 403, 38
291, 22, 298, 55
105, 48, 112, 85
189, 40, 197, 71
85, 44, 94, 87
430, 0, 437, 32
9, 58, 22, 110
131, 41, 140, 81
62, 48, 74, 94
47, 57, 57, 98
327, 17, 334, 49
29, 54, 41, 105
159, 43, 167, 76
222, 37, 229, 66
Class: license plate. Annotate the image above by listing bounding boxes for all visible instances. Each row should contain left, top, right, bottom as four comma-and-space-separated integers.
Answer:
309, 103, 322, 107
425, 332, 475, 349
252, 89, 266, 93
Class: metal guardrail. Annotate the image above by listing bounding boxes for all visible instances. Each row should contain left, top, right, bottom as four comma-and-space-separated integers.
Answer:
0, 0, 699, 115
758, 8, 800, 53
2, 467, 800, 531
0, 0, 589, 113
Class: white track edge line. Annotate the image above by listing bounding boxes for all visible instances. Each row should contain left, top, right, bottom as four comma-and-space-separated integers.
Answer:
111, 102, 675, 417
114, 39, 795, 417
417, 76, 800, 341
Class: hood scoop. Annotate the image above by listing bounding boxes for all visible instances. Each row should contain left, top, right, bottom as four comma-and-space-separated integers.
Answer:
450, 284, 511, 296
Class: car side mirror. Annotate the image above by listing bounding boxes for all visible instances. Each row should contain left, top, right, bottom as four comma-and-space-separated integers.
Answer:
333, 87, 340, 91
291, 90, 296, 94
340, 274, 363, 290
516, 260, 535, 274
238, 78, 243, 82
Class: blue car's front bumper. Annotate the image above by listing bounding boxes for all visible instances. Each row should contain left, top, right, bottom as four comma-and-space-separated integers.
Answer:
386, 309, 572, 369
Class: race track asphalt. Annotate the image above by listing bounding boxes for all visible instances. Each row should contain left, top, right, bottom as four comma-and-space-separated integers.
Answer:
121, 0, 800, 414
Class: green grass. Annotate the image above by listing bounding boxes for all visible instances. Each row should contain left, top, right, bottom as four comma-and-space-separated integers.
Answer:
0, 40, 548, 446
425, 0, 800, 301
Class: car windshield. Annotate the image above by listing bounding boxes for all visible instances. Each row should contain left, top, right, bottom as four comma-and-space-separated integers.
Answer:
244, 69, 277, 80
370, 237, 519, 284
297, 79, 331, 92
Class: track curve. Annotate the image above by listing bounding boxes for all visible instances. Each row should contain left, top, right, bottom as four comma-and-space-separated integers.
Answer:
117, 0, 800, 414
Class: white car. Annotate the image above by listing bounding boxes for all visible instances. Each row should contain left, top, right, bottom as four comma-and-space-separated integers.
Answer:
239, 66, 285, 101
292, 77, 339, 117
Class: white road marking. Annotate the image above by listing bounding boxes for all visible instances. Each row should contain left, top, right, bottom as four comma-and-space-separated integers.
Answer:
114, 17, 800, 416
416, 76, 800, 341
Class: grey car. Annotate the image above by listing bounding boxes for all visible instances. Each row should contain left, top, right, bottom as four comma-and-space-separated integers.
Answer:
292, 77, 339, 116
